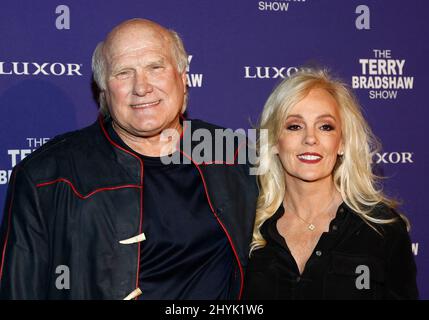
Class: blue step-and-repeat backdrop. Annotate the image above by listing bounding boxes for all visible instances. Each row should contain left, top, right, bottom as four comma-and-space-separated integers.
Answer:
0, 0, 427, 299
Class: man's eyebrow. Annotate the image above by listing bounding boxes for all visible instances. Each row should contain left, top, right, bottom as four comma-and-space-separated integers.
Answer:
110, 63, 132, 72
147, 58, 165, 65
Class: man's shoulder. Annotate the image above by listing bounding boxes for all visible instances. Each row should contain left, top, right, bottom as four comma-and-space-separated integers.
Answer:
17, 121, 100, 172
186, 118, 250, 142
185, 119, 257, 173
186, 118, 226, 132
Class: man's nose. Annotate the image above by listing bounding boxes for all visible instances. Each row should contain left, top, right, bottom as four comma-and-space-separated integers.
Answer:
133, 72, 153, 96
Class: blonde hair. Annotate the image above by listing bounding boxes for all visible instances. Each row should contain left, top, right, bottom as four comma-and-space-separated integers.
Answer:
251, 67, 406, 253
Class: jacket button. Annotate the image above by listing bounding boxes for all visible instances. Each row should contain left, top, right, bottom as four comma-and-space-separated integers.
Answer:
315, 250, 322, 257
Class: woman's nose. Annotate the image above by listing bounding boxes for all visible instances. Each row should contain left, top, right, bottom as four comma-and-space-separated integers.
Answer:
303, 128, 318, 145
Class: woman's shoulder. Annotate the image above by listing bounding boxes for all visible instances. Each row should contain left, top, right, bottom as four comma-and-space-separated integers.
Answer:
367, 202, 410, 237
372, 202, 408, 223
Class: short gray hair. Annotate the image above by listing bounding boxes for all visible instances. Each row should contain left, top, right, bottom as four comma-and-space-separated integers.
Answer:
91, 29, 188, 115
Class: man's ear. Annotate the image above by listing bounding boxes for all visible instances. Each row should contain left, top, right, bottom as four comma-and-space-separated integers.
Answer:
181, 72, 187, 93
99, 90, 106, 105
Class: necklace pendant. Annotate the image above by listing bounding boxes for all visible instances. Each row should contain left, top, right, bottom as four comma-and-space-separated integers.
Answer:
308, 224, 316, 231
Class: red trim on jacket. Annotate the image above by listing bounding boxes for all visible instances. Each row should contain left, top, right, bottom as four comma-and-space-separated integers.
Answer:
179, 150, 245, 300
99, 115, 244, 299
180, 115, 245, 297
0, 169, 18, 281
36, 178, 141, 199
98, 116, 144, 299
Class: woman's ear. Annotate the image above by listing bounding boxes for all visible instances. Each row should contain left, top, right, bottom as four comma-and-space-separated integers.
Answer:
272, 144, 279, 154
338, 143, 344, 156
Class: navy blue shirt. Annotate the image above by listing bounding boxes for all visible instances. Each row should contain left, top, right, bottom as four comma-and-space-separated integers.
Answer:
108, 123, 234, 299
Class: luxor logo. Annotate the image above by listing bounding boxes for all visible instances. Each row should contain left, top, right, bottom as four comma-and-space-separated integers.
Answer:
0, 61, 83, 76
244, 66, 298, 79
374, 152, 413, 164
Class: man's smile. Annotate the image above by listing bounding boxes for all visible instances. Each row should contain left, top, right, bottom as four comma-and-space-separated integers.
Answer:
130, 99, 161, 109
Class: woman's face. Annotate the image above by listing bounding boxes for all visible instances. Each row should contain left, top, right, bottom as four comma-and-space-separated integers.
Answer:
275, 88, 343, 184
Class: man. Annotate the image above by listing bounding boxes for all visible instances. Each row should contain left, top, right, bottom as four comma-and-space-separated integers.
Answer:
0, 19, 257, 299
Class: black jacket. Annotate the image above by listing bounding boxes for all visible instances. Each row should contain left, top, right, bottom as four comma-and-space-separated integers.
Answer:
0, 117, 258, 299
243, 203, 418, 300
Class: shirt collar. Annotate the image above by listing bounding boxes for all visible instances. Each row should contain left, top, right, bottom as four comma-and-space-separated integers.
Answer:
260, 201, 353, 248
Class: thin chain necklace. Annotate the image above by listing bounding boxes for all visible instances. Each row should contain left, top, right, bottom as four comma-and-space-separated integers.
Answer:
283, 193, 338, 231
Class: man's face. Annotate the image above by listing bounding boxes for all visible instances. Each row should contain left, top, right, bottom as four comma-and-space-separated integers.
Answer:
104, 27, 186, 139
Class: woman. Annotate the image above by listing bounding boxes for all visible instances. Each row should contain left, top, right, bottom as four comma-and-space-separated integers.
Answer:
243, 68, 418, 299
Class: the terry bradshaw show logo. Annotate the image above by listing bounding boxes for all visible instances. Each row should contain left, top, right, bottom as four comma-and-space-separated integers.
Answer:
257, 0, 310, 13
0, 138, 50, 185
186, 55, 203, 88
352, 49, 414, 100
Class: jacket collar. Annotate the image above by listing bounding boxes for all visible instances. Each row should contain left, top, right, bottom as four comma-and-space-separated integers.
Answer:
97, 115, 143, 185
